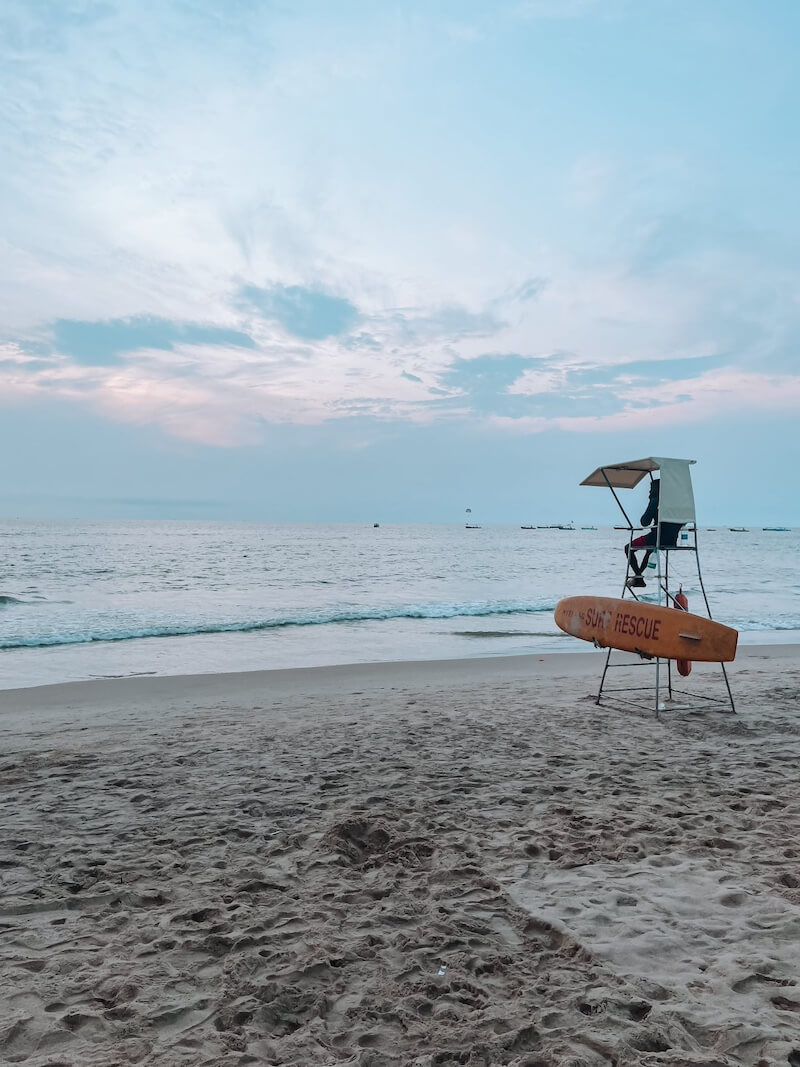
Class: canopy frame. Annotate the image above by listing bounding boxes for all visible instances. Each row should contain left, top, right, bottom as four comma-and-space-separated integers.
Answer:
581, 456, 697, 535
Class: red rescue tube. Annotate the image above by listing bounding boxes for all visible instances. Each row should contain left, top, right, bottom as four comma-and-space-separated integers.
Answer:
675, 588, 692, 676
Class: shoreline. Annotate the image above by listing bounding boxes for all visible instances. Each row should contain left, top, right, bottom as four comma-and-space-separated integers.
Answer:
2, 641, 799, 710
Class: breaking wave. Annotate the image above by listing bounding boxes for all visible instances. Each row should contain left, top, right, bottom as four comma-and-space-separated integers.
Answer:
0, 599, 558, 650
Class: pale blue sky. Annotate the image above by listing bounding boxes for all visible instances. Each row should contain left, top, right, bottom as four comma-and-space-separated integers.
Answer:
2, 0, 799, 523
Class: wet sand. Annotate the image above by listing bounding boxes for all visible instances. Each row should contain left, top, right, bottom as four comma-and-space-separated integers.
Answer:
1, 647, 799, 1066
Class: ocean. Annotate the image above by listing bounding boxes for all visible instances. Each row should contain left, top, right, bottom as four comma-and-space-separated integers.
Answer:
1, 520, 798, 690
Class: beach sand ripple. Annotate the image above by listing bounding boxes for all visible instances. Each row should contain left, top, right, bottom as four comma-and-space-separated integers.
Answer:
1, 654, 799, 1064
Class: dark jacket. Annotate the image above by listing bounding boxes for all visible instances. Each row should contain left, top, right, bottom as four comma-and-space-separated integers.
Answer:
641, 479, 682, 547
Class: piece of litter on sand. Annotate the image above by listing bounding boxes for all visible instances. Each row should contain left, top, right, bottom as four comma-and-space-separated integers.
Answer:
437, 964, 447, 977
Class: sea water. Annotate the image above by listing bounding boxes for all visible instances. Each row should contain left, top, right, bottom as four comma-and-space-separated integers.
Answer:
0, 521, 798, 689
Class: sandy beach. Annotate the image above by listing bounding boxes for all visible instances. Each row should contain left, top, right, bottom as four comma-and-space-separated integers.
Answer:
1, 647, 799, 1066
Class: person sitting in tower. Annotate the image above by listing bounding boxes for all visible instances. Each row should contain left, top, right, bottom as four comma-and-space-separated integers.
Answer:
624, 477, 684, 588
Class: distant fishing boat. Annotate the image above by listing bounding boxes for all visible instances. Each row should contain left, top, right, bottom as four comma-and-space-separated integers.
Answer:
763, 527, 789, 531
729, 527, 748, 532
520, 525, 536, 530
373, 523, 380, 528
581, 526, 597, 530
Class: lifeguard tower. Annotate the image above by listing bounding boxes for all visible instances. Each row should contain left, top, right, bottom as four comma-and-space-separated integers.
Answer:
581, 457, 736, 714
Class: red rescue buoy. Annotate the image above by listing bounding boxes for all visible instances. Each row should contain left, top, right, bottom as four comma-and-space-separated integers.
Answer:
675, 588, 692, 676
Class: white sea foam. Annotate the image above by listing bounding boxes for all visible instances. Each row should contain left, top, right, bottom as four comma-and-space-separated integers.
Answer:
0, 598, 558, 649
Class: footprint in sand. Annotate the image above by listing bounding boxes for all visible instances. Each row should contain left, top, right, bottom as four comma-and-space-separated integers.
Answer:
732, 972, 797, 995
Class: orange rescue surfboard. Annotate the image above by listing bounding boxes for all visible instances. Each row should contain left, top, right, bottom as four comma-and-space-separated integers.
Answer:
554, 596, 738, 662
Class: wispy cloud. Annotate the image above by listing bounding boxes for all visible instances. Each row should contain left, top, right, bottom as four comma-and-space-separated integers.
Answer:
490, 369, 800, 434
2, 0, 799, 455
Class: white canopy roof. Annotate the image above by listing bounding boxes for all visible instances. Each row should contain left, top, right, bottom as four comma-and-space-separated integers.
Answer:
581, 457, 696, 525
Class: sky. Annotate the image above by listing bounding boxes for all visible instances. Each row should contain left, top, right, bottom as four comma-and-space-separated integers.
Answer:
2, 0, 799, 525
